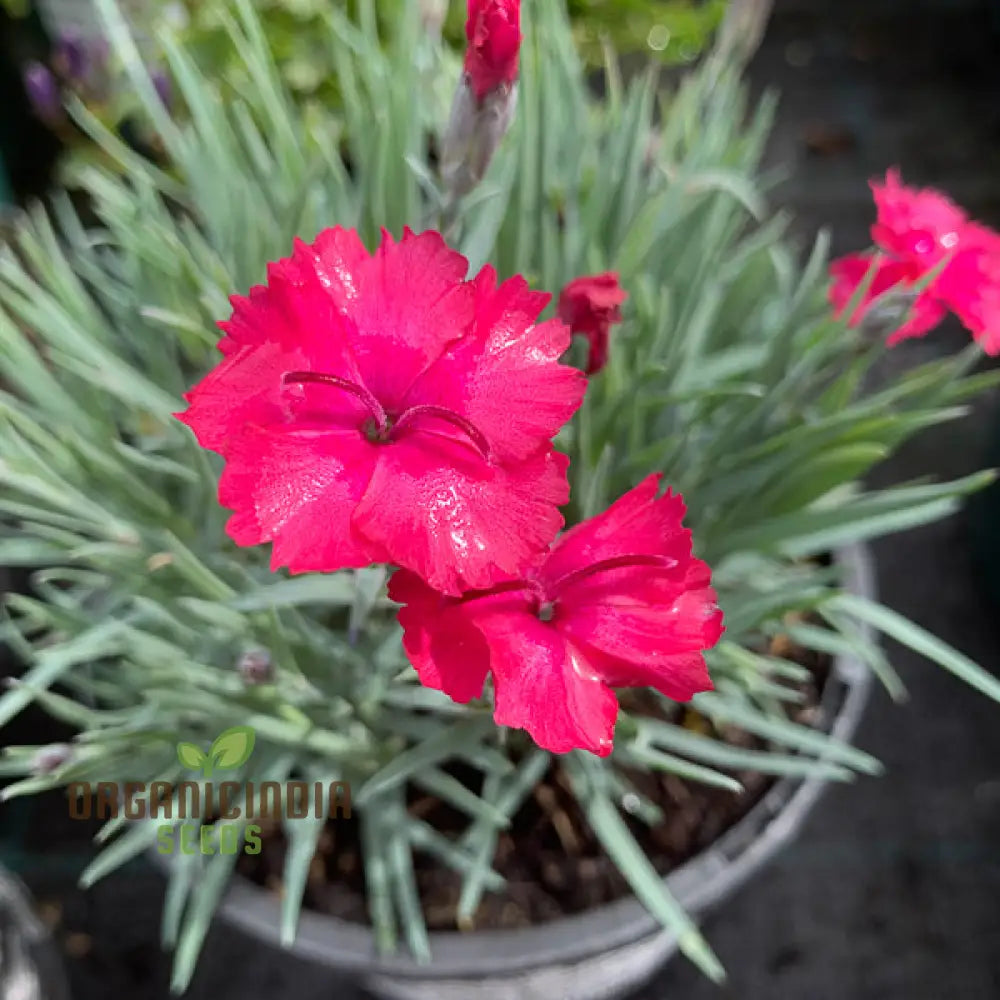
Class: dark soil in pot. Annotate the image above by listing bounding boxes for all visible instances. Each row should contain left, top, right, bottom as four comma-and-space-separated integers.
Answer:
237, 638, 830, 933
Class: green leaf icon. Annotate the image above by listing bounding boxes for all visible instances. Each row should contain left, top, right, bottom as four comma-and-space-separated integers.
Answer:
210, 726, 256, 772
177, 742, 207, 771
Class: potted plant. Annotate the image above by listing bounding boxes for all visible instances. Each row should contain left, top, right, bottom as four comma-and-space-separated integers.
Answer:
1, 1, 999, 997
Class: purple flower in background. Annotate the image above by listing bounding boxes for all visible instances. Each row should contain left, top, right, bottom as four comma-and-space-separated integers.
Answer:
152, 69, 173, 109
53, 30, 89, 82
23, 61, 61, 122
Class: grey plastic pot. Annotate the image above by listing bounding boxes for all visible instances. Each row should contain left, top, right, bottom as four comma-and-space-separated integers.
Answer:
0, 864, 70, 1000
207, 544, 876, 1000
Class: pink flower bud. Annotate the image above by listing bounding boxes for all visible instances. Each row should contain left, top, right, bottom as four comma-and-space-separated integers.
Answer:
32, 743, 74, 775
53, 32, 88, 82
558, 273, 629, 375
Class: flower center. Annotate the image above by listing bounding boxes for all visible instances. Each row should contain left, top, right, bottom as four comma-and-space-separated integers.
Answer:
523, 554, 679, 622
537, 602, 556, 623
282, 372, 491, 462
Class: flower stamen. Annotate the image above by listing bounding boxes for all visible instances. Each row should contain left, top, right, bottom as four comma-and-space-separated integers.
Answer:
457, 580, 536, 607
549, 553, 678, 598
283, 371, 389, 437
391, 404, 492, 463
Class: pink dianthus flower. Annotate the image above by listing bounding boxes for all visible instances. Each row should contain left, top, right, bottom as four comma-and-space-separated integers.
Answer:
178, 227, 586, 595
390, 476, 723, 757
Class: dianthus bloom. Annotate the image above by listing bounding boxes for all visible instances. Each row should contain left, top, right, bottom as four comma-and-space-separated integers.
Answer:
558, 272, 628, 374
178, 227, 586, 596
464, 0, 521, 103
390, 476, 723, 757
829, 254, 946, 346
830, 169, 1000, 353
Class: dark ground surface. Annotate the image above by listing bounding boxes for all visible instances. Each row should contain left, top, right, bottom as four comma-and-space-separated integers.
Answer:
648, 2, 1000, 998
3, 0, 1000, 998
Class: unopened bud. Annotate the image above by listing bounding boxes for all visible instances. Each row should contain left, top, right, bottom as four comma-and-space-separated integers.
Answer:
32, 744, 74, 775
238, 648, 274, 685
464, 0, 521, 101
53, 32, 88, 83
441, 0, 521, 200
441, 79, 517, 199
23, 62, 61, 123
558, 272, 628, 375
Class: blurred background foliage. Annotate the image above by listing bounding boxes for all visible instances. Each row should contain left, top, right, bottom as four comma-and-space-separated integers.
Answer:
1, 0, 730, 201
564, 0, 727, 64
162, 0, 727, 113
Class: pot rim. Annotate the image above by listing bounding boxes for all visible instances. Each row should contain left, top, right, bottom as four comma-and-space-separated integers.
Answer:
175, 543, 876, 979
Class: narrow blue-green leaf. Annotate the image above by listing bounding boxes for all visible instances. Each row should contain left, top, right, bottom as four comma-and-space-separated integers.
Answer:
356, 716, 495, 805
831, 594, 1000, 705
170, 838, 242, 994
280, 813, 326, 947
80, 820, 161, 888
570, 763, 725, 984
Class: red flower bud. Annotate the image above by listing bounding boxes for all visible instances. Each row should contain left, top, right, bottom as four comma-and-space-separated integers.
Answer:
558, 272, 628, 375
464, 0, 521, 103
